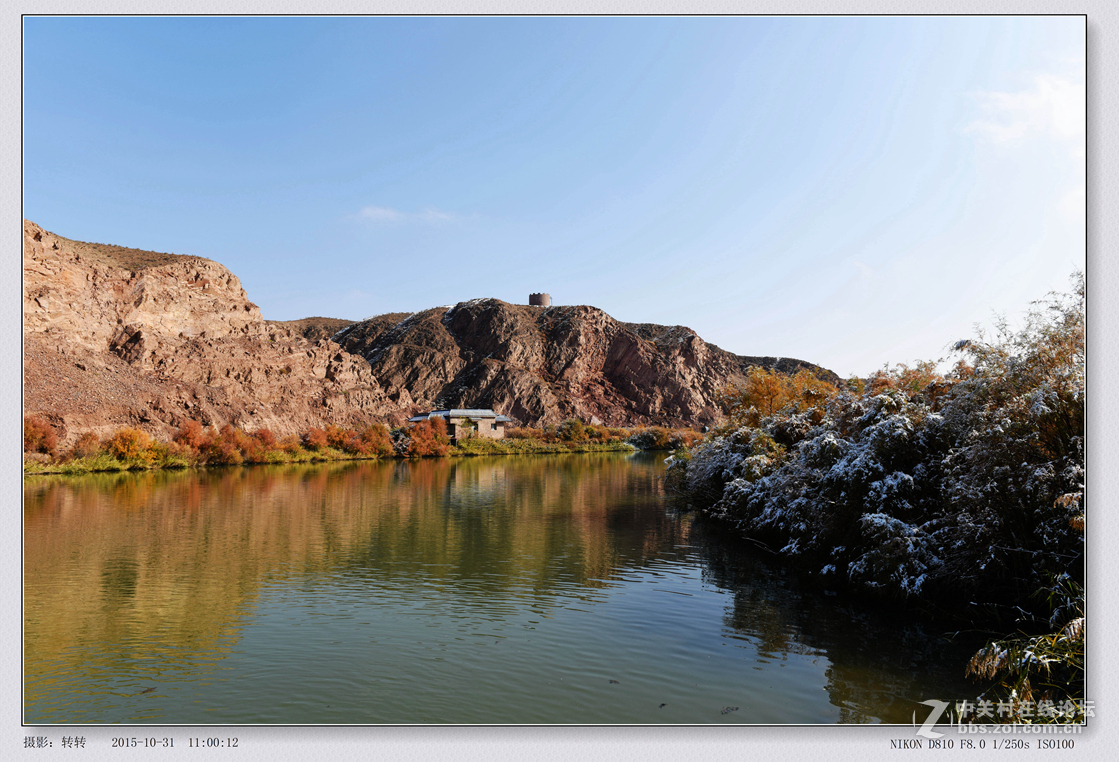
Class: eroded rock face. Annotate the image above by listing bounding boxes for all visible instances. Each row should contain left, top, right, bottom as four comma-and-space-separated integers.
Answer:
335, 299, 837, 428
24, 221, 398, 445
24, 221, 263, 359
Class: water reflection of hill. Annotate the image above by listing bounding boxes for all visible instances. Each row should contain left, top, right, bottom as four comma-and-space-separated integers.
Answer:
689, 517, 984, 724
24, 454, 686, 719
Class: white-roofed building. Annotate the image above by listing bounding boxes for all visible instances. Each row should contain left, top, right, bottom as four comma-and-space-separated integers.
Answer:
406, 409, 514, 442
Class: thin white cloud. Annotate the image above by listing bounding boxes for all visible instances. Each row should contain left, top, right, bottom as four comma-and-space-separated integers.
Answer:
965, 72, 1085, 148
357, 206, 459, 224
359, 206, 404, 221
966, 70, 1085, 227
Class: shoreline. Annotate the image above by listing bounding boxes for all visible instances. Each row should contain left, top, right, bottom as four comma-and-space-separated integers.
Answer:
22, 440, 647, 476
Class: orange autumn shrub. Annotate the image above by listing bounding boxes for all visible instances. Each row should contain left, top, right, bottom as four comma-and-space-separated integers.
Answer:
506, 426, 543, 440
174, 419, 212, 451
407, 417, 450, 457
68, 431, 101, 460
253, 428, 278, 450
105, 428, 152, 460
317, 423, 392, 457
24, 415, 58, 455
278, 435, 303, 454
351, 424, 393, 457
324, 424, 352, 450
302, 428, 329, 451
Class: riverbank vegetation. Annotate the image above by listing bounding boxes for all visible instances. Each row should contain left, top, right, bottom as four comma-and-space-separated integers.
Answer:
23, 415, 696, 474
665, 274, 1085, 716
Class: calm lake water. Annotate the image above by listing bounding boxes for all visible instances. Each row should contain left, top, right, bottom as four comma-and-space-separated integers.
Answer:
24, 452, 983, 724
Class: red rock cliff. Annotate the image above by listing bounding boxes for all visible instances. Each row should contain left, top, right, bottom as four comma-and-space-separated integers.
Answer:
23, 220, 396, 444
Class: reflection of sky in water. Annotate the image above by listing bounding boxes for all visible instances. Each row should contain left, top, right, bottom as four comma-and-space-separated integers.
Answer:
24, 455, 982, 724
228, 555, 839, 724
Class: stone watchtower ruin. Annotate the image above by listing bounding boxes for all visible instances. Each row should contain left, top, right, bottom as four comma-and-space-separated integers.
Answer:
529, 293, 552, 307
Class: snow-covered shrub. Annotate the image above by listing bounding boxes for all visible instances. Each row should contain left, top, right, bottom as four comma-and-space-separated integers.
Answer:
680, 433, 747, 505
934, 274, 1085, 601
678, 274, 1084, 608
845, 513, 940, 596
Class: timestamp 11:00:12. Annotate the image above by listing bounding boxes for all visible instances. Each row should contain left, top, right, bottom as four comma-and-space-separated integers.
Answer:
189, 738, 239, 748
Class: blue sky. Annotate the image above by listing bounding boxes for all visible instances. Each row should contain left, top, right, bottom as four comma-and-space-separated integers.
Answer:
23, 16, 1085, 378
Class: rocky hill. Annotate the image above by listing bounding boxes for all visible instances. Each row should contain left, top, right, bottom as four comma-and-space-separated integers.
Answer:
23, 220, 398, 445
23, 220, 837, 445
333, 300, 836, 428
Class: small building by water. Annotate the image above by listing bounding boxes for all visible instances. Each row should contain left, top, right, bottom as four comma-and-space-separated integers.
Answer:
407, 409, 514, 441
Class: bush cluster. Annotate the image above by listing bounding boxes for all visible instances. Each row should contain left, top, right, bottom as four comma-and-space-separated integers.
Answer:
186, 422, 393, 464
401, 417, 451, 457
105, 428, 152, 460
26, 415, 705, 471
716, 366, 840, 425
670, 275, 1084, 611
327, 424, 394, 457
452, 436, 635, 456
69, 432, 101, 459
507, 420, 700, 450
626, 426, 703, 451
506, 420, 631, 444
24, 418, 397, 472
24, 416, 58, 455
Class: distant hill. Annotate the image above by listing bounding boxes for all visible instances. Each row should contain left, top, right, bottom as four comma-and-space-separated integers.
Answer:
23, 219, 838, 442
332, 299, 838, 428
